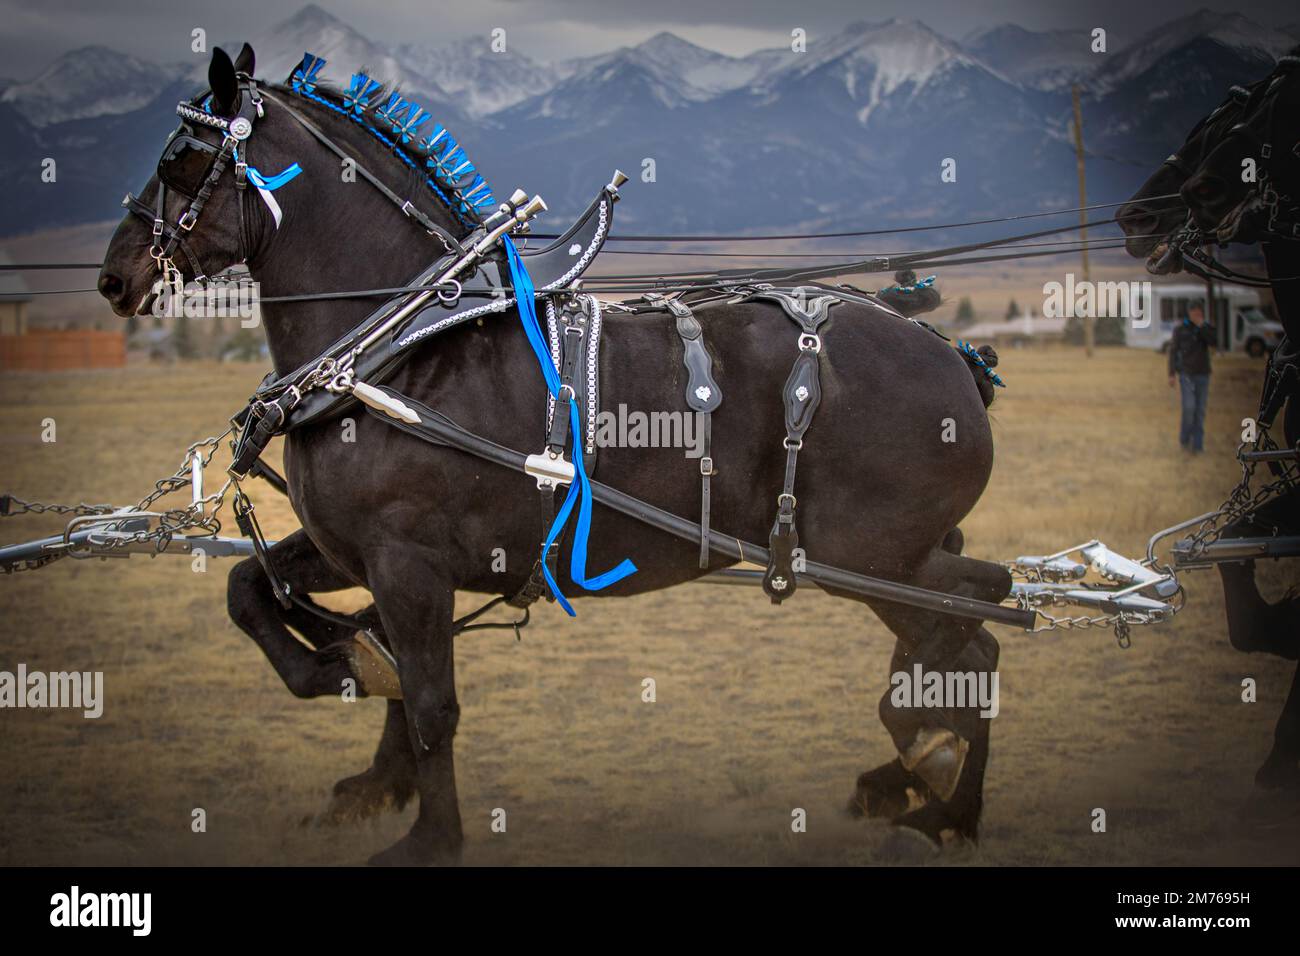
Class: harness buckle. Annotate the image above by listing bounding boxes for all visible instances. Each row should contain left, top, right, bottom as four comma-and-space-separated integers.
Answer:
151, 218, 164, 238
524, 450, 575, 489
700, 456, 714, 476
798, 332, 822, 353
178, 210, 198, 231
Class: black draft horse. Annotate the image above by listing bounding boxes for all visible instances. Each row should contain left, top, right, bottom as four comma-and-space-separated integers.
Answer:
1118, 51, 1300, 792
98, 45, 1009, 864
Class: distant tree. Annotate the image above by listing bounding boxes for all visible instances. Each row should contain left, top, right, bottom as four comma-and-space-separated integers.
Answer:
1006, 298, 1020, 319
1064, 316, 1085, 345
955, 297, 975, 325
1064, 316, 1127, 346
1095, 315, 1126, 346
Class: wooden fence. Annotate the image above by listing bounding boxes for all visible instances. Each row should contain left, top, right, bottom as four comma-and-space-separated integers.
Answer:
0, 330, 126, 371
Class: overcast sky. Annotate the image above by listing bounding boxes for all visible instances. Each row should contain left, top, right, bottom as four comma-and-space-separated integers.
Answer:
0, 0, 1296, 78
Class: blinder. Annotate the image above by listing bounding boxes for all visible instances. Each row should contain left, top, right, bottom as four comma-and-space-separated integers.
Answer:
157, 125, 224, 199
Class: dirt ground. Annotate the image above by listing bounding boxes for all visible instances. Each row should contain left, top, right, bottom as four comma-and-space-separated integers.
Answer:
0, 346, 1297, 866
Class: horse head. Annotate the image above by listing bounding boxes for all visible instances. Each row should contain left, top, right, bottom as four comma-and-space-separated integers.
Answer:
1180, 54, 1300, 245
1116, 77, 1260, 269
97, 44, 489, 372
99, 44, 271, 317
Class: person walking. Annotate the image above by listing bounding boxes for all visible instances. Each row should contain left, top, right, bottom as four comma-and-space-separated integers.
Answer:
1168, 302, 1216, 453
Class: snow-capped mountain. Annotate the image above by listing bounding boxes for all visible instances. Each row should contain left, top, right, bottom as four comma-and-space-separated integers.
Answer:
396, 39, 559, 118
747, 19, 1013, 121
0, 46, 185, 126
631, 32, 770, 96
1091, 8, 1294, 95
963, 24, 1099, 91
230, 3, 462, 117
0, 5, 1294, 237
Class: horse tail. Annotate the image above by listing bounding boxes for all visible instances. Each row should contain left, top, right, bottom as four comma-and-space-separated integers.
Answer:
959, 343, 1001, 409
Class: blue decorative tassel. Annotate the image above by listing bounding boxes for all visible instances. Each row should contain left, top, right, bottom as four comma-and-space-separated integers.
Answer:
394, 103, 430, 145
291, 53, 325, 93
282, 56, 494, 227
957, 340, 1006, 387
375, 92, 409, 130
879, 274, 937, 295
342, 73, 381, 115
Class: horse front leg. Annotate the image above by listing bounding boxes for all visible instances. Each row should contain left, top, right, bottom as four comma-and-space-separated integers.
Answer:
226, 529, 418, 820
365, 561, 463, 866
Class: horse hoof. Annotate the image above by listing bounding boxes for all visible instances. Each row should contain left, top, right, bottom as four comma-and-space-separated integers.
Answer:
333, 631, 403, 699
847, 777, 912, 820
318, 768, 414, 825
876, 825, 941, 864
367, 832, 462, 867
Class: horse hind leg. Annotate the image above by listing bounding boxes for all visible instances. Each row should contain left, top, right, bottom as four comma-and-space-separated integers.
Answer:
853, 545, 1010, 849
1256, 663, 1300, 792
364, 558, 463, 866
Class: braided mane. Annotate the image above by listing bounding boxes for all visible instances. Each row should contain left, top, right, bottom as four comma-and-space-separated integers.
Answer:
284, 52, 495, 229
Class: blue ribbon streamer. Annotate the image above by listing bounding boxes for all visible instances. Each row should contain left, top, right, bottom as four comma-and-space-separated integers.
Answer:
502, 236, 637, 613
246, 163, 303, 191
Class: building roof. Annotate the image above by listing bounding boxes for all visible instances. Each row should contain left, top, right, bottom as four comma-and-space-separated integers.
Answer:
961, 315, 1068, 339
0, 251, 33, 303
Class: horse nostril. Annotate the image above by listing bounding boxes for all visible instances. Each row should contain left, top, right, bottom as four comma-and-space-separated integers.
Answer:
98, 272, 124, 299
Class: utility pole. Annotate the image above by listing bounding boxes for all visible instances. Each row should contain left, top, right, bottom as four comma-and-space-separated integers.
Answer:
1071, 84, 1093, 357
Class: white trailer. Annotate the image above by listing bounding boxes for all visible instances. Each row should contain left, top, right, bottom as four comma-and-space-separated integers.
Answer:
1128, 282, 1282, 357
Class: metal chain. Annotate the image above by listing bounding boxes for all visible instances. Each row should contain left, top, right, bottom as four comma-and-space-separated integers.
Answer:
1176, 428, 1298, 562
2, 429, 236, 570
1, 497, 116, 518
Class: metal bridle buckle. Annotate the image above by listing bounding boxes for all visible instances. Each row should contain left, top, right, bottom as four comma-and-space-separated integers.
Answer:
798, 332, 822, 353
700, 456, 714, 476
178, 209, 198, 231
783, 438, 803, 451
777, 492, 797, 509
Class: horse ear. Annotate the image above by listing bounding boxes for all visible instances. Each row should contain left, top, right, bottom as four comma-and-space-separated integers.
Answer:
208, 47, 238, 114
234, 43, 255, 77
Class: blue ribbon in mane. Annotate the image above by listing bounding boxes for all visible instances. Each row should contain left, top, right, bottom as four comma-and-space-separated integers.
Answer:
502, 236, 637, 614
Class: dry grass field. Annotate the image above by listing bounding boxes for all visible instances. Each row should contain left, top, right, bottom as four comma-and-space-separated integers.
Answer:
0, 346, 1297, 866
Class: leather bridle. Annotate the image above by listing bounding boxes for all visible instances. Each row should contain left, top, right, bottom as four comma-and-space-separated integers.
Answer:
1171, 56, 1300, 255
121, 73, 469, 312
122, 76, 264, 298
